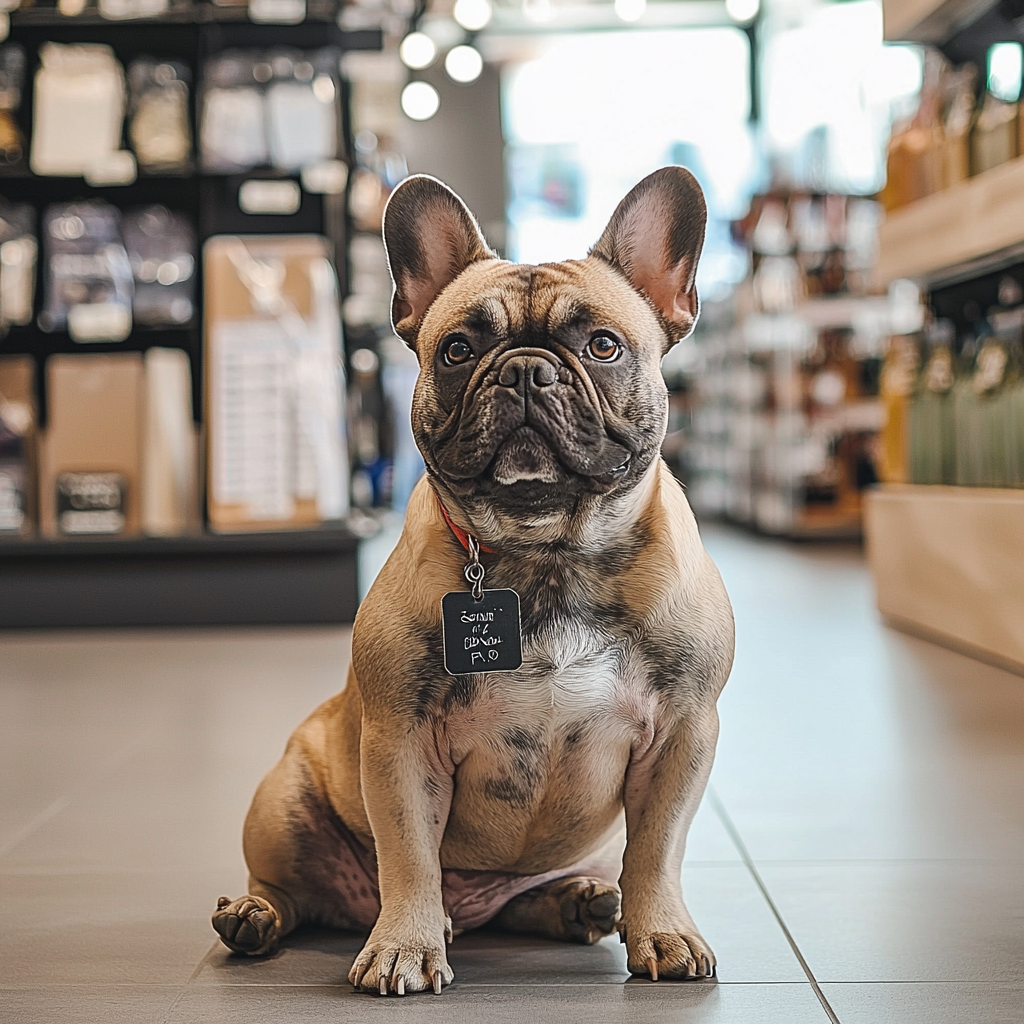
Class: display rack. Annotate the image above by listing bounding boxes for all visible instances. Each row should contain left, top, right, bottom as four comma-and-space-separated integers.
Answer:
0, 2, 382, 628
875, 154, 1024, 286
870, 0, 1024, 668
866, 484, 1024, 675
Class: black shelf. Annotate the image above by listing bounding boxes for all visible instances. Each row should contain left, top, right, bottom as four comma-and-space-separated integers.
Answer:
0, 525, 361, 627
0, 5, 380, 625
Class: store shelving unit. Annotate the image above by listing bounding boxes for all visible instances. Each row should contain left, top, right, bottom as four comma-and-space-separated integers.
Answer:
869, 0, 1024, 673
866, 484, 1024, 674
875, 154, 1024, 286
0, 1, 382, 628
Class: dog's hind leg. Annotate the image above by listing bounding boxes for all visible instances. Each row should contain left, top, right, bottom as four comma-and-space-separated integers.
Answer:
493, 877, 622, 945
212, 739, 372, 956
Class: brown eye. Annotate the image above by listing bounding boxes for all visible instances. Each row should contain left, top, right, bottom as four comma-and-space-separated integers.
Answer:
587, 333, 620, 361
442, 336, 473, 366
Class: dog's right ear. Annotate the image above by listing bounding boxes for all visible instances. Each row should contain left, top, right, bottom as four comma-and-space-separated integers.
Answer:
383, 175, 494, 347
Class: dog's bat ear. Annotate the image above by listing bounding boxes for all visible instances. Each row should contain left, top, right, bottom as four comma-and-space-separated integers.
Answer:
383, 175, 495, 347
591, 166, 707, 347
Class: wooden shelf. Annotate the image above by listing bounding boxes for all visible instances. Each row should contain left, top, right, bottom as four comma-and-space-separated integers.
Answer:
882, 0, 997, 42
865, 484, 1024, 675
875, 156, 1024, 285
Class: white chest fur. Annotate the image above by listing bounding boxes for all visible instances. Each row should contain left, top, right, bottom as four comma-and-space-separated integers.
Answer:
447, 620, 655, 765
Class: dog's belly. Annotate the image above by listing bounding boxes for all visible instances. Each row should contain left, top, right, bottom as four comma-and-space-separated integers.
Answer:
438, 627, 656, 875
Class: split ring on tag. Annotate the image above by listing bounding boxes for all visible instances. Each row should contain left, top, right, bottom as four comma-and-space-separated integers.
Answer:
441, 529, 523, 675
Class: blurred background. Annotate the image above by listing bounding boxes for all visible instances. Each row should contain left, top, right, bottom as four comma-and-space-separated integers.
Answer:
0, 0, 1021, 668
2, 1, 1024, 1020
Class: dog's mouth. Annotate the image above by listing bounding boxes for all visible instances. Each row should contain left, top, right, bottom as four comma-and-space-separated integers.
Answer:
487, 426, 631, 490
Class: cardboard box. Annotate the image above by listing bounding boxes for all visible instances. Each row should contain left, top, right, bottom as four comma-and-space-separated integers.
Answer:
204, 234, 346, 533
0, 355, 36, 536
41, 353, 142, 537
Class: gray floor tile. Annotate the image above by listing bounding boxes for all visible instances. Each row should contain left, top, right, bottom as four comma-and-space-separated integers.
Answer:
5, 524, 1024, 1021
822, 982, 1024, 1024
169, 981, 831, 1024
0, 985, 181, 1024
757, 861, 1024, 983
0, 872, 232, 986
194, 862, 806, 988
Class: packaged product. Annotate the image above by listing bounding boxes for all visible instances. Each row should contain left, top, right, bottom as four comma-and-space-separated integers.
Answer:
908, 321, 956, 484
0, 44, 26, 166
0, 355, 35, 536
878, 333, 922, 483
0, 199, 36, 332
40, 201, 133, 343
942, 63, 976, 188
882, 50, 945, 210
201, 48, 340, 174
30, 44, 127, 179
200, 51, 269, 173
121, 206, 195, 327
204, 235, 348, 531
971, 90, 1018, 176
128, 58, 192, 172
264, 49, 339, 171
40, 353, 143, 536
142, 347, 199, 536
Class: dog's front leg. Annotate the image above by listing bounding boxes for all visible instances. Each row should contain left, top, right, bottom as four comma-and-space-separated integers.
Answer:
348, 716, 455, 996
619, 704, 719, 980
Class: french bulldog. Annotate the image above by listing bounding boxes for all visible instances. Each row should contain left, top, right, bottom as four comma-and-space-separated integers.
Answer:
212, 167, 735, 995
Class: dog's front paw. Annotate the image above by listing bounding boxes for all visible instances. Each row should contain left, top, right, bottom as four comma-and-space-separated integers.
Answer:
212, 895, 281, 956
348, 929, 454, 996
624, 927, 715, 980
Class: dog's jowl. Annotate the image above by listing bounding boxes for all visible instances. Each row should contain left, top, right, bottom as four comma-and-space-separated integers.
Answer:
212, 167, 735, 995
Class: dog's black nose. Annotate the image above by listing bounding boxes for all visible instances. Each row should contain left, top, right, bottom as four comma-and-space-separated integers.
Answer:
498, 353, 558, 392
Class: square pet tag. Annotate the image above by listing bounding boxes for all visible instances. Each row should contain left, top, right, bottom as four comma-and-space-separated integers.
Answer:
441, 588, 523, 675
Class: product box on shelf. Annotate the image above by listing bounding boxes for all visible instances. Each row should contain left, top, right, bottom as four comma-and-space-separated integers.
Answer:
204, 234, 348, 533
40, 352, 143, 538
0, 354, 35, 537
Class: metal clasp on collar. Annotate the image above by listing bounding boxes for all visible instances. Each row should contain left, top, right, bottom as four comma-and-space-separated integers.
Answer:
464, 535, 485, 601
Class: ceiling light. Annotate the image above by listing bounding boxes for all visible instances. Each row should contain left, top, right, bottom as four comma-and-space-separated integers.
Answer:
445, 45, 484, 84
453, 0, 492, 31
401, 80, 440, 120
399, 32, 437, 70
725, 0, 759, 23
523, 0, 553, 24
614, 0, 645, 22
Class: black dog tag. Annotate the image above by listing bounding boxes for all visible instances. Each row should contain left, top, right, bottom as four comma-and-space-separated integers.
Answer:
441, 589, 523, 675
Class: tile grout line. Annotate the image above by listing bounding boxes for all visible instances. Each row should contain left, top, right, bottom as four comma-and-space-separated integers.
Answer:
0, 732, 153, 862
708, 788, 842, 1024
157, 940, 223, 1024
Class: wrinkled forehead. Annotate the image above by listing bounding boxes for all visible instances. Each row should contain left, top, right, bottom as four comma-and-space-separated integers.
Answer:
419, 258, 660, 345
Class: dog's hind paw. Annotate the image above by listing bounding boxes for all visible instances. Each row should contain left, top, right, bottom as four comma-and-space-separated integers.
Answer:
495, 876, 622, 944
212, 895, 282, 956
626, 929, 715, 980
557, 878, 622, 944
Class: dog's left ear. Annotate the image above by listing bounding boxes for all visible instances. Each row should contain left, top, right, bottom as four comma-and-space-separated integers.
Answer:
591, 166, 707, 347
383, 174, 495, 347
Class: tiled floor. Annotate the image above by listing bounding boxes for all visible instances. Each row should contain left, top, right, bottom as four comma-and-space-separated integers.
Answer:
2, 524, 1023, 1023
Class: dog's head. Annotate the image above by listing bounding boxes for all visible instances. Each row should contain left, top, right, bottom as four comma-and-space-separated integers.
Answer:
383, 167, 706, 526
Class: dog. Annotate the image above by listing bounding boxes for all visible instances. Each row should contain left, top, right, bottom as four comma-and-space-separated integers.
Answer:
212, 167, 735, 995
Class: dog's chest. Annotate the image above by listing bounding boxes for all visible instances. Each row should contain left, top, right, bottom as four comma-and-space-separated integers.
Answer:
446, 619, 656, 772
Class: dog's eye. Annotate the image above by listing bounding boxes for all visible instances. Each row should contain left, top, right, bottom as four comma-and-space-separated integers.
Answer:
587, 333, 620, 362
442, 335, 474, 366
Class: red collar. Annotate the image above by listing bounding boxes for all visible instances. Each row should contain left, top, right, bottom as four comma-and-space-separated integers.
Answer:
437, 498, 496, 553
